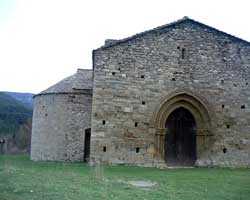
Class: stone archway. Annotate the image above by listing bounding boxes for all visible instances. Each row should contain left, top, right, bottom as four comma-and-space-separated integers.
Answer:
151, 91, 212, 165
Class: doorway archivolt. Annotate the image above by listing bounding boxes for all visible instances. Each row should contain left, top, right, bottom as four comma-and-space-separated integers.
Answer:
150, 91, 213, 162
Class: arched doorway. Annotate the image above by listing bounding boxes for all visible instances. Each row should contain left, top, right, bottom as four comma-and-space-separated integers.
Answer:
165, 107, 196, 166
150, 91, 212, 166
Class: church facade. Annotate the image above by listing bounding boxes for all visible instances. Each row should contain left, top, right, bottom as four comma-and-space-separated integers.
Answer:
31, 17, 250, 167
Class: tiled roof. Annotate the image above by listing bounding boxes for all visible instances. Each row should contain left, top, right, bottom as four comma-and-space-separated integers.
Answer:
36, 69, 93, 96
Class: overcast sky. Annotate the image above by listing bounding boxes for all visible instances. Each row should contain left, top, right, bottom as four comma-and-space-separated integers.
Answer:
1, 0, 250, 93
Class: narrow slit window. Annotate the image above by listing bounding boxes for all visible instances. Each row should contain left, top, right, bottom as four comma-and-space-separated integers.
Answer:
135, 122, 138, 127
136, 147, 140, 153
103, 146, 106, 152
181, 48, 186, 59
102, 120, 106, 125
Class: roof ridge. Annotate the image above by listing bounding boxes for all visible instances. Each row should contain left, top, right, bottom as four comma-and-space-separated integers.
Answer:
96, 16, 189, 50
94, 16, 250, 51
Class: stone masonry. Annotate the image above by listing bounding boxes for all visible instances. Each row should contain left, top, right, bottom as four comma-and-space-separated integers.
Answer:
31, 69, 92, 161
31, 17, 250, 167
90, 17, 250, 167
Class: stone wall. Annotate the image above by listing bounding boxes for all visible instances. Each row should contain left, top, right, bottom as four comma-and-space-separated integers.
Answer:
31, 92, 92, 161
91, 20, 250, 167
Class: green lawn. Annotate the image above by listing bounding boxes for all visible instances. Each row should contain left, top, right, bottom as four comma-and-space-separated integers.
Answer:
0, 155, 250, 200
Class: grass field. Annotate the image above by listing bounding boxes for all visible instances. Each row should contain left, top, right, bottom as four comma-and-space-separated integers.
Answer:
0, 155, 250, 200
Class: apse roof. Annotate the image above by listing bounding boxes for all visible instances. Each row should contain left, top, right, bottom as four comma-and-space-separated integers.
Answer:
36, 69, 93, 96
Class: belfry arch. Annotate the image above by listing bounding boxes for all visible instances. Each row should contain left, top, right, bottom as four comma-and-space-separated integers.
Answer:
151, 92, 212, 166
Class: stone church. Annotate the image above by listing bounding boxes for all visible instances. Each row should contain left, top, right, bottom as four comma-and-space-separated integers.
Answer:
31, 17, 250, 167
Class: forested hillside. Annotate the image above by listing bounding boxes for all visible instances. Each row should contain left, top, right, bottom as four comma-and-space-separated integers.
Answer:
0, 92, 32, 135
0, 92, 33, 154
5, 92, 33, 108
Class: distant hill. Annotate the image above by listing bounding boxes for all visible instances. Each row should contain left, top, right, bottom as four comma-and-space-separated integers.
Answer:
4, 92, 33, 108
0, 92, 33, 135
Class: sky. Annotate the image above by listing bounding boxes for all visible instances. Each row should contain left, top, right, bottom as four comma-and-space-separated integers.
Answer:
0, 0, 250, 94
